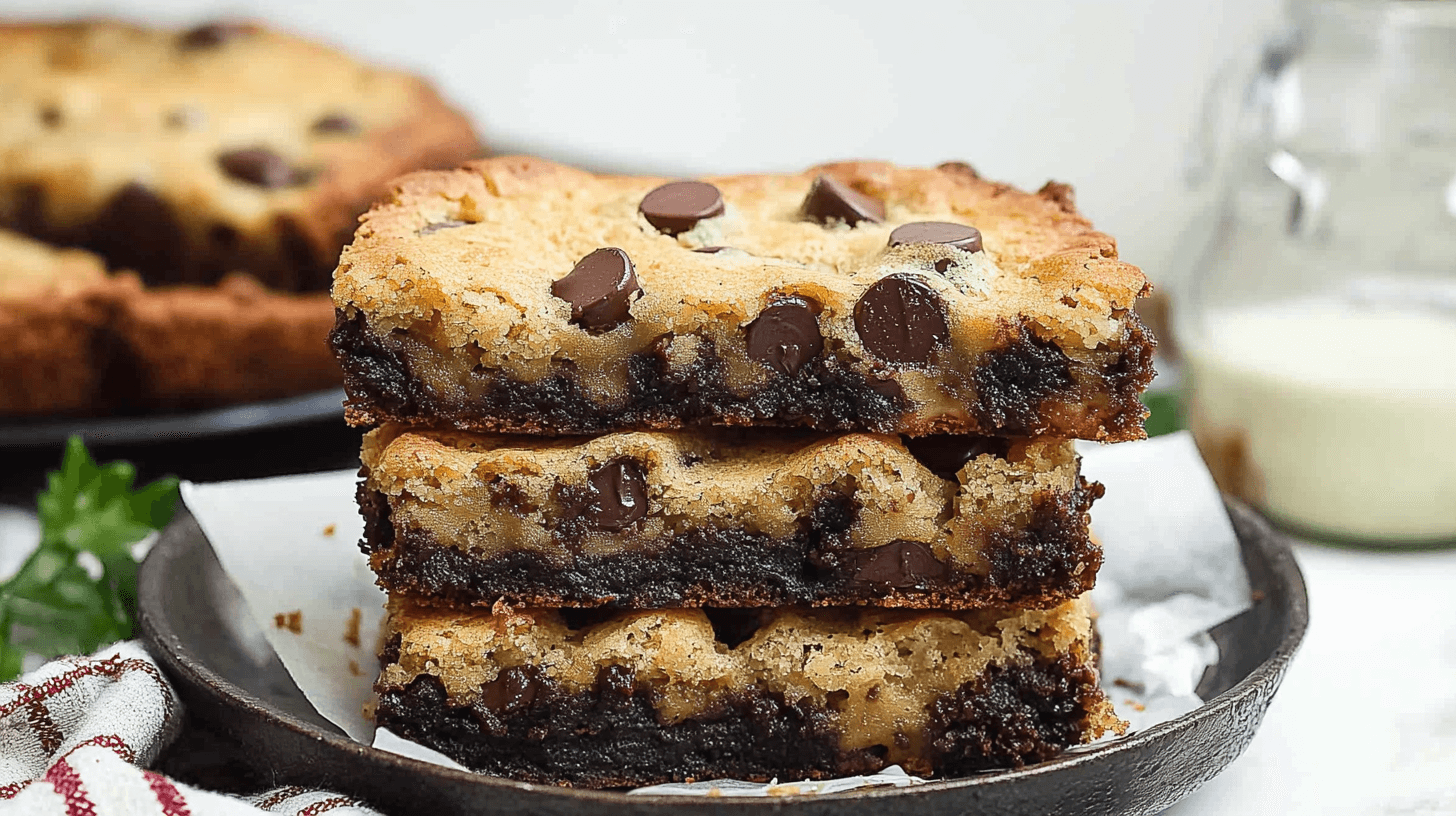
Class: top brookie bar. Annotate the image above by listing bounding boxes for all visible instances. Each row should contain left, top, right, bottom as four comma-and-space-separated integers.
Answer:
330, 157, 1155, 440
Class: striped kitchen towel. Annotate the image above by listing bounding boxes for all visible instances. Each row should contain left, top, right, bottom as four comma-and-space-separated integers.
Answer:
0, 641, 380, 815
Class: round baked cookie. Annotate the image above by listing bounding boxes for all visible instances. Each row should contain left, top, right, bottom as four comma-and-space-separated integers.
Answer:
0, 19, 480, 291
0, 228, 114, 415
0, 228, 340, 417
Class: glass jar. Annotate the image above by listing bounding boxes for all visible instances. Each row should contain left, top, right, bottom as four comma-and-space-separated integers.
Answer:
1177, 0, 1456, 547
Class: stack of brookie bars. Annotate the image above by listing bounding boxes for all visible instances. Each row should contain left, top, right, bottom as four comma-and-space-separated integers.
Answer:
329, 157, 1157, 787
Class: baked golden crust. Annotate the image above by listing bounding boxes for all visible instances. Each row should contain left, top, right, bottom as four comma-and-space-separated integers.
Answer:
0, 19, 480, 291
332, 157, 1155, 440
0, 229, 338, 416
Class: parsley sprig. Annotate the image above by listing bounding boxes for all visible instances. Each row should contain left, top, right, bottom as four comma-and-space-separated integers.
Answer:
0, 436, 179, 680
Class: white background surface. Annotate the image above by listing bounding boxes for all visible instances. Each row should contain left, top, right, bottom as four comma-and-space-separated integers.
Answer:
6, 0, 1454, 812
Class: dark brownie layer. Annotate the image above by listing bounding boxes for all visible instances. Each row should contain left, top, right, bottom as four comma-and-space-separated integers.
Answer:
331, 309, 1154, 439
374, 651, 1105, 788
358, 478, 1102, 610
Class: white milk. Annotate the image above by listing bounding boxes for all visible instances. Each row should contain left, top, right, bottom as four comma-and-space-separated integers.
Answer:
1184, 279, 1456, 544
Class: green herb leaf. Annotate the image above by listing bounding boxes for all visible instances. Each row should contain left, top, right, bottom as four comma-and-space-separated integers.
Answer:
1142, 390, 1186, 438
0, 436, 179, 680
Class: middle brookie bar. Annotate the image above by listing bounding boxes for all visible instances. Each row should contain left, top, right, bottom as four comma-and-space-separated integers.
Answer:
358, 423, 1102, 610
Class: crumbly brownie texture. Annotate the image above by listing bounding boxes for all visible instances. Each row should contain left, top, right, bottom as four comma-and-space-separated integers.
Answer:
374, 595, 1124, 787
331, 157, 1155, 440
0, 229, 339, 416
358, 424, 1102, 610
0, 20, 479, 291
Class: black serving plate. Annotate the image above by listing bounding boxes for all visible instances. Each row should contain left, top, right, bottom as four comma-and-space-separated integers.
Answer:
0, 389, 345, 448
138, 499, 1306, 816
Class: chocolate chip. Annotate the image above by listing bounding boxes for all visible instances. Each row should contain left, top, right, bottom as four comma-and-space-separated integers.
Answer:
889, 221, 983, 254
218, 148, 308, 188
800, 174, 885, 226
179, 22, 256, 49
478, 666, 547, 712
551, 247, 641, 332
746, 296, 823, 376
848, 540, 948, 588
312, 113, 360, 135
853, 275, 949, 364
419, 219, 467, 235
639, 181, 725, 235
584, 459, 648, 531
38, 104, 62, 128
693, 246, 728, 254
902, 435, 1012, 481
86, 183, 186, 284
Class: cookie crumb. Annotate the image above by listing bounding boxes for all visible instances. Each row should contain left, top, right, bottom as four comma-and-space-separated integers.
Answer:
344, 607, 362, 647
274, 610, 302, 634
323, 523, 337, 537
348, 659, 362, 677
1113, 677, 1145, 693
1124, 699, 1147, 712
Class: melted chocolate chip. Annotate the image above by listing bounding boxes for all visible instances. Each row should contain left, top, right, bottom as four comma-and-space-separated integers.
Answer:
419, 219, 468, 235
218, 148, 308, 188
639, 181, 725, 235
693, 246, 728, 254
889, 221, 983, 253
902, 435, 1012, 480
800, 175, 885, 226
584, 458, 649, 531
853, 275, 949, 364
312, 113, 360, 135
551, 247, 642, 332
848, 540, 948, 588
179, 22, 256, 50
38, 104, 62, 128
746, 297, 823, 376
479, 666, 548, 712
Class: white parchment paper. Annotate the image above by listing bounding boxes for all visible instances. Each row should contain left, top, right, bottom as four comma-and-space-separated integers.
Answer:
180, 430, 1249, 795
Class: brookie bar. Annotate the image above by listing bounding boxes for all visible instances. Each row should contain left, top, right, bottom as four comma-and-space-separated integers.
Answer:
331, 157, 1155, 440
374, 594, 1123, 787
357, 423, 1102, 610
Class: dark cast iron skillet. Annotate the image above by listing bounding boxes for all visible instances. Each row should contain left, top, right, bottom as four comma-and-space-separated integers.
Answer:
138, 498, 1307, 816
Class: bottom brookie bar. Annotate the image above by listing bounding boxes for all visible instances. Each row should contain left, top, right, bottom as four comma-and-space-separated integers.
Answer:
373, 595, 1123, 787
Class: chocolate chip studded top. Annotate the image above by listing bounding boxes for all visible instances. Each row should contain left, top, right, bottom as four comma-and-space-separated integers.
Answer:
0, 20, 479, 291
335, 157, 1156, 441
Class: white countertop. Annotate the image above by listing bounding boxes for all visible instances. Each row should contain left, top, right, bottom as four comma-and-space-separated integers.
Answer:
2, 507, 1453, 812
1169, 542, 1456, 815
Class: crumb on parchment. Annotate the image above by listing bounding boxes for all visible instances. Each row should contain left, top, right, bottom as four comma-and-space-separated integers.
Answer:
349, 659, 362, 677
274, 610, 302, 634
1124, 699, 1147, 712
344, 607, 362, 647
323, 524, 337, 537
